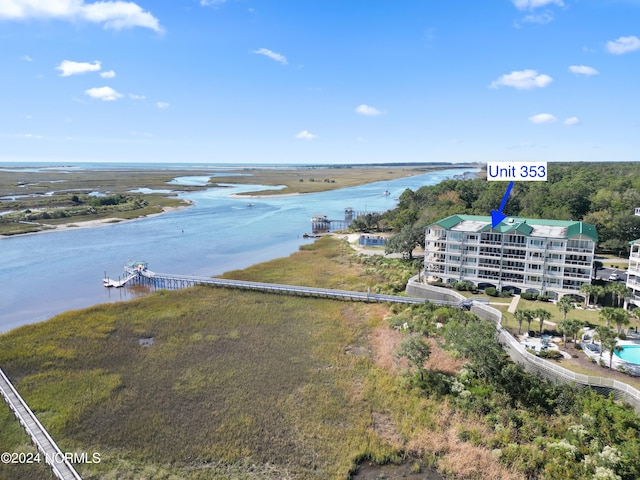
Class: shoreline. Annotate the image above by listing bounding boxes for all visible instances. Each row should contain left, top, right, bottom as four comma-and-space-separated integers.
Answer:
0, 203, 192, 239
1, 164, 478, 238
228, 191, 301, 199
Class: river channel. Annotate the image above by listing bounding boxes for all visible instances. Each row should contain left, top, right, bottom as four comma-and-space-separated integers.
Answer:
0, 167, 474, 333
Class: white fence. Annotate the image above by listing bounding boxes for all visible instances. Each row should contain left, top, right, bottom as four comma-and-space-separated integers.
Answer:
407, 278, 640, 413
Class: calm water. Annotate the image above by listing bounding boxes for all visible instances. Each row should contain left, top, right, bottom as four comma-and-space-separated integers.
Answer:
0, 167, 474, 333
615, 345, 640, 365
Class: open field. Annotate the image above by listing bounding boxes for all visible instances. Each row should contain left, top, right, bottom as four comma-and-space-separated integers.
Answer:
0, 164, 471, 236
0, 237, 517, 480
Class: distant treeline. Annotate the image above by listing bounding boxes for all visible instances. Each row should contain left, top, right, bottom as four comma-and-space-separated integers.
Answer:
352, 162, 640, 255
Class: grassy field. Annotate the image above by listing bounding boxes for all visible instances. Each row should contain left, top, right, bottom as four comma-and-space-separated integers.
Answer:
0, 237, 519, 480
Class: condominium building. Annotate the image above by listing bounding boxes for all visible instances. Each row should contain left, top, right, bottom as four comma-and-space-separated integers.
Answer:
424, 214, 598, 299
627, 239, 640, 308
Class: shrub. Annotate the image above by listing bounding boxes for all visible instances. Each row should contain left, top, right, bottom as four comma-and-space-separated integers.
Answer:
453, 281, 473, 291
486, 287, 499, 297
536, 295, 549, 302
538, 349, 562, 359
619, 332, 627, 340
521, 292, 537, 301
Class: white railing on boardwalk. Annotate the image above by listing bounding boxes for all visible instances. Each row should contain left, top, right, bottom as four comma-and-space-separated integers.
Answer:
0, 368, 82, 480
407, 278, 640, 413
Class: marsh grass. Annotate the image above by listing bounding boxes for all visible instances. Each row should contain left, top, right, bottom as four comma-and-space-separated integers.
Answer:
0, 237, 515, 479
0, 280, 395, 478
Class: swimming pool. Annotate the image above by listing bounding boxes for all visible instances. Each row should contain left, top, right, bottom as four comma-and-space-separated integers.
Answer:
614, 345, 640, 365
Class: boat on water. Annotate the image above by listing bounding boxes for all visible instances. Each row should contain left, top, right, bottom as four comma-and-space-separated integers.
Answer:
383, 190, 390, 196
246, 203, 254, 208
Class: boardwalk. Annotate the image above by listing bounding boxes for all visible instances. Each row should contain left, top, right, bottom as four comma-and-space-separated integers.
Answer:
108, 264, 442, 306
0, 368, 82, 480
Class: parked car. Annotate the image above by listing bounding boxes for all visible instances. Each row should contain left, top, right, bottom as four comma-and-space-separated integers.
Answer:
608, 272, 620, 281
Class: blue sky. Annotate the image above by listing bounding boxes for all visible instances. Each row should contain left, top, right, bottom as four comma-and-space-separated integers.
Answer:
1, 0, 639, 164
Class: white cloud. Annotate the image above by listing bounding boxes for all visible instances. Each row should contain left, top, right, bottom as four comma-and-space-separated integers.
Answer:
512, 0, 563, 10
16, 133, 43, 139
100, 70, 116, 78
490, 69, 553, 90
355, 104, 383, 116
564, 116, 580, 126
20, 54, 32, 61
156, 101, 169, 109
56, 60, 101, 77
296, 130, 317, 140
129, 93, 146, 100
0, 0, 162, 32
253, 48, 287, 65
529, 113, 557, 124
569, 65, 599, 76
606, 36, 640, 55
85, 86, 123, 101
521, 12, 554, 24
200, 0, 226, 5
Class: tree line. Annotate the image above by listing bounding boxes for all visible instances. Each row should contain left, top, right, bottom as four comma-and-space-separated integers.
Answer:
349, 162, 640, 258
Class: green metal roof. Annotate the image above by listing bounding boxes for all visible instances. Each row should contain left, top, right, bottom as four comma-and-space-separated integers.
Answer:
432, 214, 465, 230
428, 214, 598, 242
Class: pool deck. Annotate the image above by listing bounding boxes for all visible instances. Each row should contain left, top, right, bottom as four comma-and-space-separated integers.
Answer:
581, 329, 640, 376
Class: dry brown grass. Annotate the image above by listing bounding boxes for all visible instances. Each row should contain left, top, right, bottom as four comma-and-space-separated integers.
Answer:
407, 401, 523, 480
425, 338, 467, 375
371, 326, 404, 371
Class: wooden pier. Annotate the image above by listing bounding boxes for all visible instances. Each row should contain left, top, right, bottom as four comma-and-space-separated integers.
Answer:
104, 263, 436, 306
0, 368, 83, 480
311, 208, 382, 232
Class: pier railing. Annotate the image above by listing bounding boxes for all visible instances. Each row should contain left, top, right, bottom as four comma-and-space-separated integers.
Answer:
0, 368, 83, 480
126, 266, 441, 305
109, 265, 640, 412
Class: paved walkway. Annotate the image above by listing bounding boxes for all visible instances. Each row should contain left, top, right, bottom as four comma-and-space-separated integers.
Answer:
507, 294, 521, 313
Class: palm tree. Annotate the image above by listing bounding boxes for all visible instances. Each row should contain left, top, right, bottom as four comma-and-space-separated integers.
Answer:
514, 309, 534, 335
592, 285, 606, 307
608, 282, 631, 309
579, 283, 595, 308
558, 319, 584, 345
594, 325, 614, 359
567, 319, 584, 344
557, 319, 572, 344
592, 260, 603, 280
601, 334, 623, 369
613, 309, 631, 335
535, 308, 552, 335
557, 296, 576, 322
599, 307, 617, 327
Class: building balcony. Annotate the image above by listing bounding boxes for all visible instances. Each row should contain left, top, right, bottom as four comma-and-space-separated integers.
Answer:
478, 264, 501, 271
564, 260, 592, 266
526, 257, 545, 263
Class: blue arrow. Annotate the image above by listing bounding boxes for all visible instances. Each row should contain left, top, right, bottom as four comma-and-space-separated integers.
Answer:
491, 181, 514, 228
